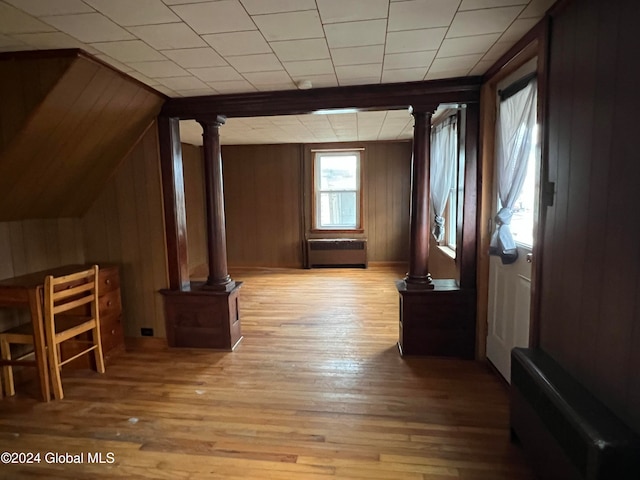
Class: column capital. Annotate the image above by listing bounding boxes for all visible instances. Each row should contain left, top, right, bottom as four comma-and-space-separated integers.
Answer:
409, 105, 438, 116
197, 115, 226, 129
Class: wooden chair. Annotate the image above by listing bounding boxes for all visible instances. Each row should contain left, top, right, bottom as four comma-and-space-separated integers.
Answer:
43, 265, 105, 400
0, 289, 47, 399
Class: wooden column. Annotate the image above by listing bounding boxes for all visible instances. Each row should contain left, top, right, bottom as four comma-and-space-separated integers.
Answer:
198, 116, 235, 292
405, 109, 434, 288
159, 115, 242, 351
158, 116, 190, 291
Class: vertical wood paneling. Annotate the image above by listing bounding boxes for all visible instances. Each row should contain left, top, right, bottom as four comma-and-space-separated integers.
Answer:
182, 143, 207, 272
0, 217, 85, 331
364, 142, 412, 263
539, 0, 640, 432
0, 52, 164, 221
222, 144, 303, 268
82, 123, 168, 338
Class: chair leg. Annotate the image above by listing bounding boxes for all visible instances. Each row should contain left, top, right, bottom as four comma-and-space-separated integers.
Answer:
47, 340, 64, 401
0, 337, 15, 397
93, 327, 105, 374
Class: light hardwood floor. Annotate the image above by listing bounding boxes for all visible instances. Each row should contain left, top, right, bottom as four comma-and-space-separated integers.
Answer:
0, 266, 535, 479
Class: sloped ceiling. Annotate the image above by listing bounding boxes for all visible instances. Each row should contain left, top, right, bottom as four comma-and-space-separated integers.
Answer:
0, 49, 165, 221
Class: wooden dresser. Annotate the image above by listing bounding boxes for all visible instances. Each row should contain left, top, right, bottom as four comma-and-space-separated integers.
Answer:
97, 265, 125, 364
62, 264, 125, 367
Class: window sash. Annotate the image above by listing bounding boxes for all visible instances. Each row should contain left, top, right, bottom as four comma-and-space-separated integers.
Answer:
313, 151, 361, 230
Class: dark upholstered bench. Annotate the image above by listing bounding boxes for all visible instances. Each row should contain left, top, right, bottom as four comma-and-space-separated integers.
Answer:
510, 348, 640, 480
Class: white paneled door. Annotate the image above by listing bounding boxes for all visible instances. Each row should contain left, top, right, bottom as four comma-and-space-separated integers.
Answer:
487, 247, 532, 382
486, 58, 538, 383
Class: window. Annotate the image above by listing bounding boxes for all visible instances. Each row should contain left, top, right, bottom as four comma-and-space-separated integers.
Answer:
313, 151, 361, 230
508, 125, 538, 247
446, 185, 457, 250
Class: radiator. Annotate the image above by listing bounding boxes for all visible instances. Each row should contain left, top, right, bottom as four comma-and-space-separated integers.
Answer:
306, 239, 367, 268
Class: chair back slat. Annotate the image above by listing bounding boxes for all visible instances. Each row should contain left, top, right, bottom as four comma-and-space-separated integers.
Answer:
52, 294, 96, 315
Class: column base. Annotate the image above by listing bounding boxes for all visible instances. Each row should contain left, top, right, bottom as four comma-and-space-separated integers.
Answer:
396, 279, 475, 358
161, 281, 243, 350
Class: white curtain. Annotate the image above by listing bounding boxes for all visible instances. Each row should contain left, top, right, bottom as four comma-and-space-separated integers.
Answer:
430, 115, 458, 242
490, 79, 537, 264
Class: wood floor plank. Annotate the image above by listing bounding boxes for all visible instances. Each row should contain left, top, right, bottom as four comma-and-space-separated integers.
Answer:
0, 266, 535, 479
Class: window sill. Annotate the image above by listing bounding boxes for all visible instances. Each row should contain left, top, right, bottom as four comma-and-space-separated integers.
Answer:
437, 245, 456, 260
310, 228, 365, 234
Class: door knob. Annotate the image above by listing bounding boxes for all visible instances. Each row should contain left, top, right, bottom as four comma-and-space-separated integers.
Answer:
526, 253, 533, 263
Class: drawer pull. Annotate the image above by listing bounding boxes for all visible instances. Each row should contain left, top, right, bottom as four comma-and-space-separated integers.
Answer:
111, 329, 116, 335
107, 300, 112, 307
105, 279, 111, 285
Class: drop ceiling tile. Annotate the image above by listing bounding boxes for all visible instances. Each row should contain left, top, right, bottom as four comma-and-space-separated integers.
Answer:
0, 4, 57, 34
317, 0, 389, 24
92, 40, 166, 63
206, 80, 257, 93
189, 66, 244, 82
43, 13, 134, 42
203, 31, 271, 56
520, 0, 556, 18
429, 54, 482, 73
252, 10, 324, 41
176, 88, 217, 96
94, 54, 134, 72
437, 33, 500, 57
13, 31, 90, 50
499, 17, 539, 41
291, 73, 339, 88
381, 67, 427, 83
159, 75, 210, 90
331, 45, 384, 66
283, 59, 334, 76
127, 70, 161, 86
447, 6, 523, 38
255, 82, 297, 91
324, 19, 386, 48
154, 85, 177, 96
128, 23, 206, 50
469, 59, 494, 75
335, 63, 381, 81
127, 60, 188, 78
0, 34, 25, 49
388, 0, 458, 32
226, 53, 283, 73
85, 0, 179, 26
243, 70, 292, 85
5, 0, 95, 16
270, 38, 330, 61
425, 68, 470, 80
481, 41, 512, 61
384, 50, 435, 69
240, 0, 316, 14
163, 47, 227, 68
385, 28, 447, 54
172, 1, 256, 34
459, 0, 527, 10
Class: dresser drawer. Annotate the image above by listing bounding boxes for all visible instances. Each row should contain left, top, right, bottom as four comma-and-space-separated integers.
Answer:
100, 313, 124, 353
99, 289, 121, 317
98, 267, 119, 294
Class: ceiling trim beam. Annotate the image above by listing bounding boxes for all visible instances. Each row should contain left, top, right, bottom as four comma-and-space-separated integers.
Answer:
161, 76, 482, 119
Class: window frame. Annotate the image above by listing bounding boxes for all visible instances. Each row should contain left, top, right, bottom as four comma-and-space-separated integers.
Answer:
311, 150, 364, 233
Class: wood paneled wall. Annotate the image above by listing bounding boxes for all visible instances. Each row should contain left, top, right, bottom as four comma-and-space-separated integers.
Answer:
539, 0, 640, 432
0, 54, 72, 155
0, 51, 164, 221
183, 141, 415, 269
182, 143, 207, 273
82, 123, 168, 338
362, 141, 412, 263
0, 218, 84, 330
222, 144, 304, 268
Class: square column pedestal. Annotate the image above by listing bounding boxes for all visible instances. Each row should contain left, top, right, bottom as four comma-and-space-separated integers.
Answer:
396, 279, 476, 358
161, 282, 242, 350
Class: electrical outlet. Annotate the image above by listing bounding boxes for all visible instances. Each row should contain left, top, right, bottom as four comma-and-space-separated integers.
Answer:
141, 327, 154, 337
